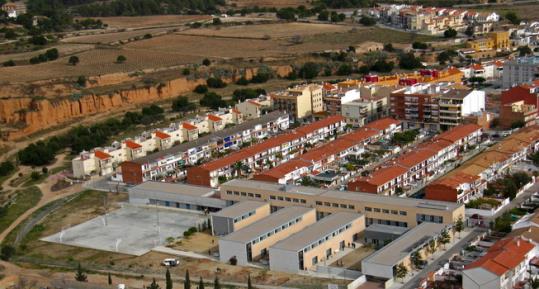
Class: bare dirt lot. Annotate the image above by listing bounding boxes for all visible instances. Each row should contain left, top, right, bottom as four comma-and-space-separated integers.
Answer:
61, 27, 181, 44
181, 22, 353, 39
84, 15, 211, 29
228, 0, 311, 8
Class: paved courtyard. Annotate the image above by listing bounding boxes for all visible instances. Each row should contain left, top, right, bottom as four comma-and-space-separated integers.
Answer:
42, 205, 207, 256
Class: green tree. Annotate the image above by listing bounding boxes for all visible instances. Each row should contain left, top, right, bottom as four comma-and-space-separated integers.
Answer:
116, 55, 127, 63
439, 230, 450, 249
412, 42, 428, 50
194, 84, 209, 94
0, 161, 15, 177
184, 270, 190, 289
147, 278, 161, 289
0, 245, 16, 261
330, 11, 345, 22
200, 92, 226, 110
410, 251, 423, 270
454, 217, 464, 238
212, 18, 222, 25
198, 277, 205, 289
465, 25, 475, 37
444, 27, 457, 38
299, 62, 320, 79
75, 263, 88, 282
172, 96, 196, 113
399, 52, 423, 70
202, 58, 211, 66
165, 268, 173, 289
108, 272, 112, 285
505, 11, 521, 25
518, 45, 532, 57
69, 55, 80, 66
3, 60, 16, 67
318, 10, 329, 21
206, 77, 226, 88
45, 48, 59, 60
395, 263, 407, 281
359, 15, 376, 26
336, 63, 353, 76
77, 75, 87, 87
30, 35, 47, 46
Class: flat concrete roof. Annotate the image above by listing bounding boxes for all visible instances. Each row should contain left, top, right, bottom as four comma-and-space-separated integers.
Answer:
221, 207, 314, 243
132, 111, 287, 164
270, 212, 363, 252
362, 222, 446, 266
222, 179, 461, 211
364, 224, 409, 236
211, 201, 268, 219
129, 181, 215, 197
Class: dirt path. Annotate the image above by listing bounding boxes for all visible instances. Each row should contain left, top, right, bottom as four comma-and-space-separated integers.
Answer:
0, 153, 83, 243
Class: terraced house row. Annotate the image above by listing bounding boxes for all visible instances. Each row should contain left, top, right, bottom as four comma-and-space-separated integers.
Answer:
186, 115, 347, 188
72, 107, 252, 178
118, 111, 290, 184
252, 118, 401, 184
347, 124, 483, 195
425, 125, 539, 203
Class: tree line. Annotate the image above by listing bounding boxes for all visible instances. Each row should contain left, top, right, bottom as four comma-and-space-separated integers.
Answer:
75, 0, 225, 17
17, 104, 165, 166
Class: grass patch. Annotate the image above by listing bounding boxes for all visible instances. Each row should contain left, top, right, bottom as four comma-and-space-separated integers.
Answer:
0, 186, 42, 235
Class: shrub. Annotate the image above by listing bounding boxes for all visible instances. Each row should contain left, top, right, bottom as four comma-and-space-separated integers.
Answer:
116, 55, 127, 63
193, 84, 208, 94
45, 48, 59, 60
298, 62, 320, 79
0, 245, 16, 261
3, 60, 15, 67
359, 16, 376, 26
202, 58, 211, 66
206, 77, 226, 88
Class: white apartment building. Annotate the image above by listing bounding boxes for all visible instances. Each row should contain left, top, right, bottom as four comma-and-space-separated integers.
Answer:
503, 56, 539, 88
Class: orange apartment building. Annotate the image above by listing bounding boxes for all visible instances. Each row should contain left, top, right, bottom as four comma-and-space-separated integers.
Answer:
186, 116, 346, 187
348, 124, 483, 195
425, 125, 539, 203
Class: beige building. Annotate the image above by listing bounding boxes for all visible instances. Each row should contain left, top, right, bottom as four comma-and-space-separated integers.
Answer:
220, 180, 464, 228
218, 207, 316, 265
361, 222, 449, 280
341, 85, 394, 126
269, 212, 365, 273
271, 84, 323, 119
211, 201, 271, 236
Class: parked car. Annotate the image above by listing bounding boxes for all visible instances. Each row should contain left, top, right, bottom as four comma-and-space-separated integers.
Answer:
162, 258, 179, 266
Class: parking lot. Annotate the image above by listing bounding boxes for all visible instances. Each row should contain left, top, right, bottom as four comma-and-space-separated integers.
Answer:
42, 205, 207, 256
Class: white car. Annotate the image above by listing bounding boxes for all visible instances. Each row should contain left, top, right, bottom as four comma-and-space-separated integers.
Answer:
162, 258, 179, 267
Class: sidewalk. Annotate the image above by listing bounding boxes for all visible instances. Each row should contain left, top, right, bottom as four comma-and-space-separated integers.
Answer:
391, 229, 474, 289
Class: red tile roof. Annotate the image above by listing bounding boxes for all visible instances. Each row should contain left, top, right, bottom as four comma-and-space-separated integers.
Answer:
182, 122, 197, 130
95, 150, 111, 160
247, 100, 261, 106
125, 140, 142, 149
155, 131, 171, 139
429, 172, 479, 189
197, 116, 344, 172
295, 115, 344, 135
254, 159, 311, 179
357, 165, 409, 186
208, 114, 222, 122
434, 124, 481, 143
465, 237, 534, 276
364, 118, 400, 131
396, 149, 437, 168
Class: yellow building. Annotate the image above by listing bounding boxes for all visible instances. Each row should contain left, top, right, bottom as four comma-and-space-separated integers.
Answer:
220, 179, 465, 228
218, 206, 316, 265
467, 31, 510, 52
211, 201, 271, 236
269, 212, 365, 273
271, 84, 323, 119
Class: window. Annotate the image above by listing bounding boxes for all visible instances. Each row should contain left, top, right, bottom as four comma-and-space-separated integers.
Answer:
332, 203, 339, 207
241, 192, 247, 196
255, 194, 261, 198
391, 210, 398, 215
324, 202, 331, 206
348, 205, 355, 210
399, 211, 407, 216
365, 207, 372, 212
316, 201, 323, 205
300, 199, 306, 204
248, 193, 254, 197
312, 256, 318, 265
285, 197, 291, 202
382, 209, 389, 214
227, 191, 232, 195
340, 204, 347, 208
374, 208, 381, 213
293, 198, 299, 203
234, 191, 240, 195
277, 196, 284, 201
270, 195, 276, 200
